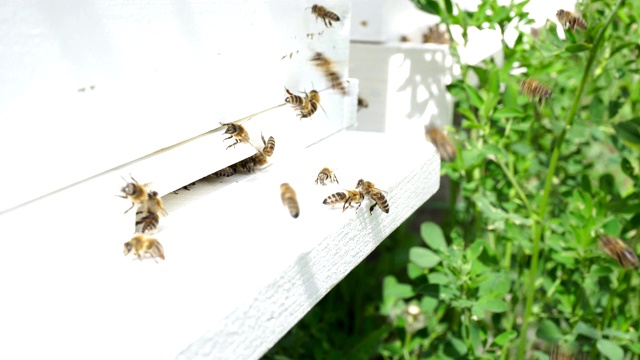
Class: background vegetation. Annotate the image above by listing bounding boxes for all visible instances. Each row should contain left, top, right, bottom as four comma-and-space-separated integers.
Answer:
266, 0, 640, 358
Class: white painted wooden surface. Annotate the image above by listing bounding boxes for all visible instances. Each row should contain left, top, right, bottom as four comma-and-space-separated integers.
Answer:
0, 130, 440, 360
0, 0, 353, 213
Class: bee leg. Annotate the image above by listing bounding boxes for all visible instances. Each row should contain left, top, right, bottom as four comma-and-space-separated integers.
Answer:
355, 202, 362, 212
369, 203, 378, 215
342, 199, 351, 212
124, 203, 135, 215
334, 175, 339, 184
226, 140, 239, 149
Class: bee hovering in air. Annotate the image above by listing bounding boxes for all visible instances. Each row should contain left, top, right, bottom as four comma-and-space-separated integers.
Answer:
261, 133, 276, 157
520, 78, 552, 105
310, 4, 341, 28
315, 167, 339, 186
323, 190, 365, 213
118, 175, 151, 215
598, 235, 639, 269
284, 87, 321, 119
280, 183, 300, 218
556, 9, 587, 31
311, 52, 347, 96
124, 234, 165, 263
135, 190, 168, 234
425, 125, 457, 162
357, 96, 369, 112
356, 179, 389, 215
220, 121, 265, 156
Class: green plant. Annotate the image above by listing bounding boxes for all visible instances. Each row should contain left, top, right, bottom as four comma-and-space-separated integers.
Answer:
266, 0, 640, 359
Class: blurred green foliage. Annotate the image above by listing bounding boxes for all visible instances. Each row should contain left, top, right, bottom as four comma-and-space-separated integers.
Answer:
266, 0, 640, 359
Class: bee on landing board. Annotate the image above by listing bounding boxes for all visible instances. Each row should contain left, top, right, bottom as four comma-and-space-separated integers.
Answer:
124, 234, 165, 263
556, 9, 587, 31
520, 78, 552, 105
135, 190, 168, 234
425, 125, 457, 162
213, 166, 236, 177
598, 235, 639, 269
118, 175, 151, 215
280, 183, 300, 218
315, 167, 339, 186
310, 5, 341, 28
310, 52, 347, 96
323, 190, 365, 212
356, 179, 389, 215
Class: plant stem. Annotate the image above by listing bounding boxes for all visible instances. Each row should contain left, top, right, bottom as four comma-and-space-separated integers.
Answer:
494, 157, 533, 215
516, 2, 624, 358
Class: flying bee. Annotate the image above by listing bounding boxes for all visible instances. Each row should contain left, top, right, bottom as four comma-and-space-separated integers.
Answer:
310, 4, 341, 28
323, 190, 365, 212
356, 179, 390, 215
315, 167, 339, 186
549, 345, 583, 360
425, 125, 457, 162
135, 190, 168, 234
357, 96, 369, 111
520, 78, 552, 105
311, 52, 347, 96
118, 175, 151, 215
280, 183, 300, 218
213, 166, 236, 177
261, 133, 276, 157
220, 122, 265, 156
124, 234, 165, 263
556, 9, 587, 31
598, 235, 639, 269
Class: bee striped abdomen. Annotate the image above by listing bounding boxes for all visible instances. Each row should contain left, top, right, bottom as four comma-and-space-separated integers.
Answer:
323, 191, 347, 206
280, 183, 300, 218
520, 78, 552, 105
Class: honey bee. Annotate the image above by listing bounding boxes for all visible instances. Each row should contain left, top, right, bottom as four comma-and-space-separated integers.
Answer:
357, 96, 369, 111
124, 234, 165, 263
118, 175, 151, 214
425, 125, 457, 162
220, 121, 265, 156
285, 88, 320, 119
311, 52, 347, 96
323, 190, 365, 212
135, 190, 168, 233
284, 87, 308, 109
310, 4, 341, 28
356, 179, 390, 214
301, 90, 320, 119
549, 344, 586, 360
598, 235, 639, 269
315, 167, 339, 186
213, 166, 236, 177
422, 25, 450, 44
235, 156, 257, 173
520, 78, 552, 105
280, 183, 300, 218
556, 9, 587, 31
261, 133, 276, 157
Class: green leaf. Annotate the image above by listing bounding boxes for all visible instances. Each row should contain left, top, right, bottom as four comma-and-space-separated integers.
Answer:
614, 117, 640, 145
537, 319, 563, 344
464, 83, 484, 109
448, 336, 468, 356
420, 295, 438, 312
565, 43, 592, 53
443, 0, 453, 14
409, 247, 441, 269
414, 0, 441, 16
427, 272, 449, 284
475, 297, 508, 313
493, 330, 518, 347
596, 339, 624, 360
420, 221, 447, 251
493, 107, 525, 118
452, 299, 473, 308
382, 275, 415, 300
478, 272, 511, 297
574, 321, 601, 340
407, 262, 424, 280
590, 96, 605, 120
621, 157, 635, 178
